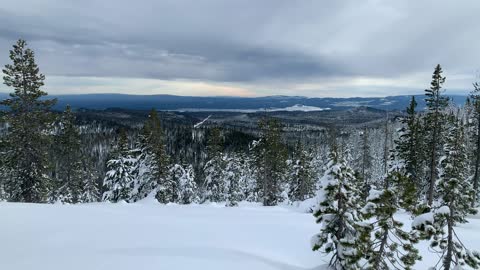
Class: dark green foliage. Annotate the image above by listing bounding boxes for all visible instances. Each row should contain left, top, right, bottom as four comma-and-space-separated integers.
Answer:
395, 96, 423, 211
1, 39, 57, 203
254, 118, 288, 206
362, 166, 422, 269
414, 118, 480, 270
470, 82, 480, 205
53, 105, 84, 203
144, 109, 171, 203
203, 127, 226, 202
424, 64, 449, 206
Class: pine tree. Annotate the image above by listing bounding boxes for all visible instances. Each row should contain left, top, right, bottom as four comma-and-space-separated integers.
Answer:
469, 82, 480, 205
80, 156, 101, 203
396, 96, 423, 209
142, 109, 171, 203
424, 64, 449, 206
203, 127, 226, 202
102, 129, 136, 202
288, 142, 315, 201
180, 164, 199, 204
361, 155, 421, 269
239, 149, 258, 202
311, 147, 364, 269
255, 118, 288, 206
413, 117, 480, 270
53, 105, 84, 203
355, 127, 373, 199
224, 153, 243, 207
1, 39, 57, 203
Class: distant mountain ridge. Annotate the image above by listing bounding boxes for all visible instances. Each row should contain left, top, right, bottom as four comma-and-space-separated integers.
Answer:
0, 93, 468, 111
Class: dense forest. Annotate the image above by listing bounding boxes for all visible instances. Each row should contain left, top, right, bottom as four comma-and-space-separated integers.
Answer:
3, 39, 480, 269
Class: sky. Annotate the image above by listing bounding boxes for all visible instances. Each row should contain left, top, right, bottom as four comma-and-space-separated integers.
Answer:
0, 0, 479, 97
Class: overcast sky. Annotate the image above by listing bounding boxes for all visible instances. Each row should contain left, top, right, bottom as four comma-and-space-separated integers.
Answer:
0, 0, 479, 97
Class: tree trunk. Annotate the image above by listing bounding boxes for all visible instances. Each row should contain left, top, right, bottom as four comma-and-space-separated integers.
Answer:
444, 206, 454, 270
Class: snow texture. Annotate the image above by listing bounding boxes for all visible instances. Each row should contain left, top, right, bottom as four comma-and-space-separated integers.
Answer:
1, 202, 480, 269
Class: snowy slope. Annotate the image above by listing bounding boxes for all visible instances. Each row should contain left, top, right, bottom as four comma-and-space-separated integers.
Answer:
1, 202, 479, 270
0, 202, 324, 270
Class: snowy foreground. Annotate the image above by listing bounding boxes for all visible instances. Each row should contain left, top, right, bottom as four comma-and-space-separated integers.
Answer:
1, 201, 480, 270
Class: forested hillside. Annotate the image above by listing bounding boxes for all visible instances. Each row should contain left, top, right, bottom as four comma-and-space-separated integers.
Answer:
3, 40, 480, 269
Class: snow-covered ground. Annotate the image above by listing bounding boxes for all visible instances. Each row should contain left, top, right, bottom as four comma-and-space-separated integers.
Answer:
1, 201, 480, 270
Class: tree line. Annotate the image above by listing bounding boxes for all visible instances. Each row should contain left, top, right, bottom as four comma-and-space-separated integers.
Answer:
312, 65, 480, 269
2, 40, 480, 269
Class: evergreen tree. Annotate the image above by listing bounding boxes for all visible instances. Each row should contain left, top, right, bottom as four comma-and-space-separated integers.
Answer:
255, 118, 288, 206
180, 164, 199, 204
142, 109, 171, 203
470, 82, 480, 205
224, 153, 243, 206
1, 39, 57, 203
311, 147, 364, 269
203, 127, 226, 202
102, 129, 136, 202
239, 149, 258, 202
396, 96, 423, 208
355, 127, 373, 199
288, 141, 315, 201
80, 157, 100, 203
413, 118, 480, 270
361, 155, 421, 269
424, 64, 449, 206
53, 105, 84, 203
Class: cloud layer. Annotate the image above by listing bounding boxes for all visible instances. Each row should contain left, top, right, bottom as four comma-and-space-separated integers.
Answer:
0, 0, 479, 96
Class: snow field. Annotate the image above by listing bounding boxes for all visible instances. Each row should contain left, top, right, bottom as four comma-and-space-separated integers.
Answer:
1, 202, 480, 269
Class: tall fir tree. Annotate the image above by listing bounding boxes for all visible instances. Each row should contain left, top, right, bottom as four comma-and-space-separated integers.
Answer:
396, 96, 423, 208
203, 127, 226, 202
470, 82, 480, 205
311, 146, 365, 270
53, 105, 84, 203
1, 39, 57, 203
144, 109, 171, 203
254, 117, 288, 206
424, 64, 449, 206
413, 117, 480, 270
355, 127, 373, 199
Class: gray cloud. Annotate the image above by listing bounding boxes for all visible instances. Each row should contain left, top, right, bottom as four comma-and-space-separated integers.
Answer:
0, 0, 479, 96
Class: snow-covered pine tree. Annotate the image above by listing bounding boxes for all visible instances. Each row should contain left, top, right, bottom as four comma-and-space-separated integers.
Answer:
180, 164, 199, 204
1, 39, 57, 203
288, 141, 315, 202
102, 129, 136, 202
255, 117, 288, 206
53, 105, 84, 204
203, 127, 226, 202
224, 153, 243, 207
469, 82, 480, 205
424, 64, 449, 206
361, 155, 421, 269
238, 149, 258, 202
354, 127, 373, 200
413, 117, 480, 270
80, 157, 100, 203
311, 147, 365, 270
